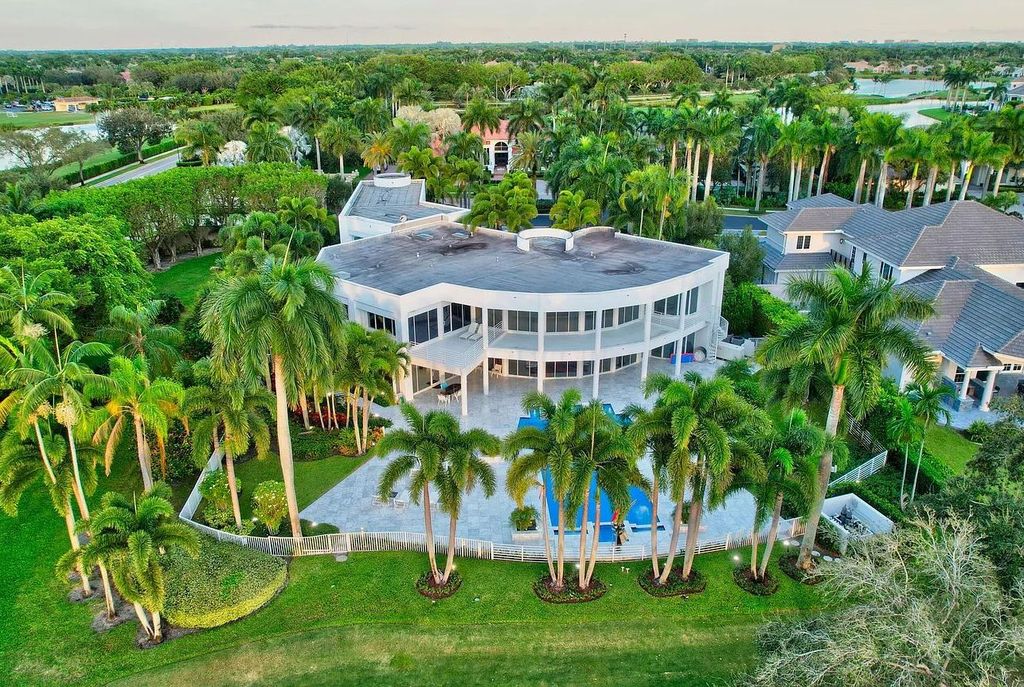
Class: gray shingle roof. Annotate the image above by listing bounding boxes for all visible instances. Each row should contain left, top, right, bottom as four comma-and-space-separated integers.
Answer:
763, 243, 835, 271
345, 179, 461, 223
898, 258, 1024, 368
318, 224, 725, 296
788, 193, 856, 209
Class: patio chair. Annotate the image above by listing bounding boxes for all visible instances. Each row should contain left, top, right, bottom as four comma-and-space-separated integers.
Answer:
372, 495, 386, 507
437, 393, 451, 406
458, 323, 481, 340
393, 499, 407, 510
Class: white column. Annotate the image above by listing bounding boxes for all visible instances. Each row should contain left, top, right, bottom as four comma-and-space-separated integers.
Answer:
979, 370, 998, 412
959, 370, 972, 400
640, 302, 654, 380
592, 324, 603, 399
674, 305, 687, 378
536, 311, 545, 393
460, 372, 468, 416
396, 312, 414, 399
482, 308, 490, 396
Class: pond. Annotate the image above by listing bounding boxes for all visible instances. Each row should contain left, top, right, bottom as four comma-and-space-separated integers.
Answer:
848, 77, 993, 98
0, 120, 103, 171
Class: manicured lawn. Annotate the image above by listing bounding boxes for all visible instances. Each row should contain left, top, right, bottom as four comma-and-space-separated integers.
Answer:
188, 103, 239, 113
923, 423, 977, 475
151, 252, 220, 306
919, 107, 954, 122
0, 111, 94, 129
230, 451, 372, 520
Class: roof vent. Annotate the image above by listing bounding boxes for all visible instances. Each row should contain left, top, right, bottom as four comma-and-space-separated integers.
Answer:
415, 231, 435, 241
451, 230, 470, 240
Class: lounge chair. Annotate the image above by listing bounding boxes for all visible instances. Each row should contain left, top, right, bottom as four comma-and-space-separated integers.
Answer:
459, 323, 481, 339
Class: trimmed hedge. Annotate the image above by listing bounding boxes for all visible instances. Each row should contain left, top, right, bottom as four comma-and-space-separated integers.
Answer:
163, 535, 287, 629
56, 138, 179, 184
722, 282, 802, 337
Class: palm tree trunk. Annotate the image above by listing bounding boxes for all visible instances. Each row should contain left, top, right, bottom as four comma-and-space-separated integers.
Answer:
853, 158, 868, 204
583, 490, 601, 588
65, 426, 90, 520
749, 520, 759, 578
33, 420, 57, 488
910, 425, 928, 504
133, 602, 153, 637
958, 165, 973, 200
299, 391, 311, 430
875, 158, 889, 208
539, 483, 556, 583
133, 416, 154, 491
684, 140, 693, 180
650, 473, 660, 578
577, 479, 591, 588
361, 388, 372, 452
923, 165, 938, 206
946, 163, 956, 202
441, 508, 458, 584
758, 492, 784, 579
225, 450, 242, 528
703, 151, 715, 201
97, 562, 115, 618
680, 475, 705, 579
787, 158, 797, 202
63, 503, 91, 596
272, 355, 303, 541
555, 499, 566, 589
151, 610, 162, 643
350, 389, 363, 455
755, 158, 767, 212
798, 384, 845, 570
900, 444, 909, 510
793, 158, 803, 201
992, 163, 1006, 196
314, 137, 322, 173
691, 144, 702, 202
817, 149, 831, 195
658, 496, 685, 584
906, 163, 920, 209
669, 140, 678, 176
422, 484, 440, 583
805, 164, 815, 197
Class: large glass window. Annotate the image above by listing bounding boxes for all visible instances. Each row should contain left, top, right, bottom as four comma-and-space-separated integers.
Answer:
650, 342, 675, 358
508, 359, 538, 377
878, 262, 894, 281
685, 286, 699, 315
367, 312, 396, 336
584, 311, 596, 331
617, 305, 640, 325
443, 302, 472, 333
487, 308, 503, 329
615, 354, 638, 369
407, 310, 439, 344
654, 294, 680, 316
600, 358, 613, 372
602, 308, 614, 328
545, 311, 580, 333
507, 310, 538, 333
582, 360, 594, 376
545, 361, 578, 378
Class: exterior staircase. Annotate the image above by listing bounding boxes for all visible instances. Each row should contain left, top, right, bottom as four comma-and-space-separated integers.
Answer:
708, 316, 729, 361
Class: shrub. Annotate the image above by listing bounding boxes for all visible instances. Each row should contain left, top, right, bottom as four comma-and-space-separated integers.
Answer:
733, 567, 780, 596
252, 481, 287, 535
815, 516, 847, 555
325, 175, 354, 214
163, 535, 286, 629
638, 568, 707, 597
200, 469, 238, 513
964, 420, 992, 445
416, 570, 462, 599
534, 575, 608, 603
155, 294, 185, 324
509, 506, 539, 531
722, 282, 801, 338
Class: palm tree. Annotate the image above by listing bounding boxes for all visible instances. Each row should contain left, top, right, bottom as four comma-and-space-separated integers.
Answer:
284, 95, 330, 172
431, 415, 499, 585
886, 394, 921, 510
361, 131, 394, 172
861, 113, 904, 207
700, 111, 739, 201
509, 131, 543, 187
748, 112, 781, 212
922, 127, 951, 206
0, 266, 75, 341
444, 130, 485, 164
893, 127, 933, 209
184, 363, 273, 527
618, 166, 659, 237
97, 300, 182, 376
990, 106, 1024, 197
175, 119, 224, 167
243, 98, 277, 127
351, 97, 391, 134
504, 98, 544, 140
88, 355, 184, 490
504, 389, 581, 591
277, 196, 328, 248
549, 190, 600, 230
387, 119, 431, 158
462, 96, 501, 136
623, 398, 676, 580
374, 403, 451, 585
342, 323, 408, 455
201, 255, 346, 540
246, 121, 292, 163
746, 409, 822, 580
906, 380, 953, 504
69, 483, 199, 643
318, 117, 361, 176
813, 119, 843, 196
957, 130, 1009, 200
757, 266, 934, 570
397, 145, 438, 180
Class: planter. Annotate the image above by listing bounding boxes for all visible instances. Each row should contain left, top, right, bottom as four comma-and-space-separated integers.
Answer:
415, 570, 462, 600
638, 568, 707, 597
533, 575, 607, 604
778, 554, 824, 586
511, 527, 542, 544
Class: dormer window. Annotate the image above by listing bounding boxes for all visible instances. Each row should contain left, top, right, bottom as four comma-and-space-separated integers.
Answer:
796, 235, 812, 250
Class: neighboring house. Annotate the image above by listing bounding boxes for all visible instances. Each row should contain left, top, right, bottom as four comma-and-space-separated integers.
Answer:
318, 224, 729, 415
1007, 84, 1024, 104
337, 173, 467, 242
897, 259, 1024, 413
761, 194, 1024, 413
53, 96, 99, 112
471, 119, 512, 177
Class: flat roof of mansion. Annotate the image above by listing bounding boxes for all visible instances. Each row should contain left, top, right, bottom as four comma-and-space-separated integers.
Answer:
318, 224, 725, 296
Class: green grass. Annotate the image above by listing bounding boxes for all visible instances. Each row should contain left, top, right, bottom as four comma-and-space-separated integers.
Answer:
151, 252, 220, 306
919, 107, 954, 122
0, 111, 94, 129
923, 423, 977, 475
230, 450, 371, 520
188, 103, 239, 113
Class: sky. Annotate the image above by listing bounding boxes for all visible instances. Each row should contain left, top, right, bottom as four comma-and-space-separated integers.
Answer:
3, 0, 1022, 50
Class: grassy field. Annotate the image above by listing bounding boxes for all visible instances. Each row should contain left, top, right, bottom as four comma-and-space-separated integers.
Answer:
924, 423, 978, 475
188, 103, 239, 113
0, 110, 94, 129
919, 107, 954, 122
151, 252, 220, 306
231, 450, 371, 520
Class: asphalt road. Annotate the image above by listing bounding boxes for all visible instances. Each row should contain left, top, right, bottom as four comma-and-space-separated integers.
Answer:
94, 151, 181, 187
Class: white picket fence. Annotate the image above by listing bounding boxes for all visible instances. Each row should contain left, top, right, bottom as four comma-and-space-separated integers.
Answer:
828, 449, 888, 489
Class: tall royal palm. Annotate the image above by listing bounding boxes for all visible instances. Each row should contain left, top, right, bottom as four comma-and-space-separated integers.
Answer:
0, 266, 75, 341
757, 266, 934, 569
246, 121, 292, 163
88, 355, 183, 491
97, 299, 182, 376
285, 95, 330, 172
201, 256, 346, 540
504, 389, 581, 591
893, 127, 933, 209
700, 111, 739, 202
318, 117, 361, 176
887, 394, 921, 510
748, 112, 781, 212
462, 96, 501, 136
906, 380, 953, 504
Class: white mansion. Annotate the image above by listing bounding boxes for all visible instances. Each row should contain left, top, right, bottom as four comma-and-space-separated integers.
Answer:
319, 198, 729, 415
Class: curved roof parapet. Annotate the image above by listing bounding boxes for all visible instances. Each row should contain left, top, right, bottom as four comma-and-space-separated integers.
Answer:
516, 228, 575, 252
373, 172, 412, 188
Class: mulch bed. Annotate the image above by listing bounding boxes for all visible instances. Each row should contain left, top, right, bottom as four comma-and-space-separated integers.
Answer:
533, 575, 608, 604
415, 570, 462, 599
732, 567, 781, 596
779, 554, 825, 586
638, 567, 707, 597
